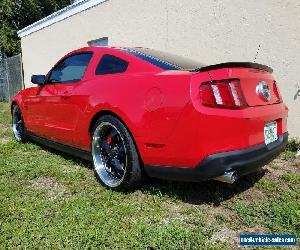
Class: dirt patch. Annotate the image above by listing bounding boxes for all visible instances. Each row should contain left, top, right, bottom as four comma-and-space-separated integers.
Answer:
239, 226, 265, 234
162, 202, 188, 225
291, 158, 300, 168
211, 225, 266, 247
0, 124, 9, 136
265, 162, 297, 179
163, 198, 242, 229
200, 204, 239, 227
211, 226, 238, 244
134, 190, 148, 202
0, 136, 10, 144
160, 201, 205, 227
238, 186, 268, 204
30, 176, 71, 200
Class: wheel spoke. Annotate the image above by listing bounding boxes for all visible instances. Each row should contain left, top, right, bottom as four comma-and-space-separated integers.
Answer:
100, 140, 110, 152
16, 120, 24, 131
110, 128, 119, 147
111, 158, 125, 177
117, 142, 125, 153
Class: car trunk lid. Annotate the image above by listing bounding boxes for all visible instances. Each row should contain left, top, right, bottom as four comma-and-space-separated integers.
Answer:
198, 62, 280, 107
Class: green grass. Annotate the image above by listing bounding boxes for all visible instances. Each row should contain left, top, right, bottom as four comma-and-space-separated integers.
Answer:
281, 137, 300, 161
255, 178, 278, 192
232, 190, 299, 234
0, 102, 299, 249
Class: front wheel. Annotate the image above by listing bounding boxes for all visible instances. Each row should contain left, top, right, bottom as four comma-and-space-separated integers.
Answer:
91, 115, 143, 190
12, 104, 27, 142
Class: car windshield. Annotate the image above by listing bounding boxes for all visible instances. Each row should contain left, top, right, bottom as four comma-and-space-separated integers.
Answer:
118, 47, 206, 70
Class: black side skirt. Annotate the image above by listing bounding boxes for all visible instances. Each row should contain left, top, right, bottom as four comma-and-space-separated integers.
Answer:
27, 133, 92, 161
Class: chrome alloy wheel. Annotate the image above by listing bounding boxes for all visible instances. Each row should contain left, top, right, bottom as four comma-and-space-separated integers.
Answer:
12, 105, 25, 141
92, 122, 127, 187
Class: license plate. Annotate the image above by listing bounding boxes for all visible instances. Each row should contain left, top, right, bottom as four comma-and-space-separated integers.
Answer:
264, 121, 278, 145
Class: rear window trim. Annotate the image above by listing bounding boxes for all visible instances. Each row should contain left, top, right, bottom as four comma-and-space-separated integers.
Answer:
118, 48, 184, 70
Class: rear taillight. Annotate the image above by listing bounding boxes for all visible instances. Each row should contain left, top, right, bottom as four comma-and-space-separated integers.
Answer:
199, 79, 247, 109
273, 81, 282, 103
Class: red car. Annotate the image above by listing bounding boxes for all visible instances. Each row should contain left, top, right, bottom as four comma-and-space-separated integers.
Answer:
11, 46, 288, 189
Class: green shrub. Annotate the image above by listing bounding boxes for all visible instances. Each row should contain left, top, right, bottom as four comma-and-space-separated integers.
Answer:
285, 138, 300, 153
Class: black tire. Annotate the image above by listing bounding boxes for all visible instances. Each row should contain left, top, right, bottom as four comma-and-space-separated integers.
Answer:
91, 115, 143, 190
12, 104, 27, 143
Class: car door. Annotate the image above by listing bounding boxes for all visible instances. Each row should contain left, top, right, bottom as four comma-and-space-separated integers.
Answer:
30, 52, 93, 146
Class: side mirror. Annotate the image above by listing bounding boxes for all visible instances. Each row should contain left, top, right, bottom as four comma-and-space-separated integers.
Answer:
31, 75, 46, 85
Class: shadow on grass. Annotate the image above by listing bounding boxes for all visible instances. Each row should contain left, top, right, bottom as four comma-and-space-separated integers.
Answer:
140, 170, 265, 206
32, 140, 265, 206
34, 143, 93, 169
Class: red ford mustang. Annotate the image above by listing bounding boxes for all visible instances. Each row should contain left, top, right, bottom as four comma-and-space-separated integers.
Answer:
11, 46, 288, 189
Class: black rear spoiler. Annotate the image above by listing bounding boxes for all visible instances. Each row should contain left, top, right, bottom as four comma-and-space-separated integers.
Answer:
191, 62, 273, 73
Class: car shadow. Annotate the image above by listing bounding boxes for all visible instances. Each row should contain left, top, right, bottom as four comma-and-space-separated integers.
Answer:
35, 143, 93, 169
33, 142, 265, 205
140, 170, 266, 206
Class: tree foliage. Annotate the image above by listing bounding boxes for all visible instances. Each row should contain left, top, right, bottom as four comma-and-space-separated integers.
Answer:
0, 0, 72, 56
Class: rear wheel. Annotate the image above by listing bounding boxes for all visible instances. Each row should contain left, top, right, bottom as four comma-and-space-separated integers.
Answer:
12, 105, 27, 142
91, 115, 143, 190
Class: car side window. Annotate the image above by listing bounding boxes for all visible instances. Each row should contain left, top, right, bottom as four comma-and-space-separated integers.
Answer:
48, 53, 93, 83
95, 54, 128, 75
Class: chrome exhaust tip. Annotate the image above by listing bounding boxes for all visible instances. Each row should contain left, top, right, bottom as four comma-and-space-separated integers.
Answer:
213, 171, 237, 184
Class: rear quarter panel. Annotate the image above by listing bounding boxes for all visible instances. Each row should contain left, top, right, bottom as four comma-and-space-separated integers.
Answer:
73, 72, 192, 154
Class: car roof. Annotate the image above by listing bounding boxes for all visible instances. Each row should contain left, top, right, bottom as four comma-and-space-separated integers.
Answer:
68, 46, 148, 54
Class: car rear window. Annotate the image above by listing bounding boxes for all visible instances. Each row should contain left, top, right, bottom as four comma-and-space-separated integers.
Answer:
96, 54, 128, 75
118, 47, 205, 70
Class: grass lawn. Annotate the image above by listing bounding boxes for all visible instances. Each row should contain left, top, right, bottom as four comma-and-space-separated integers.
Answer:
0, 102, 299, 249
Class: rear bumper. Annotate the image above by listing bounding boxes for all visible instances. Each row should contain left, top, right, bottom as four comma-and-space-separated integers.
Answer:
144, 132, 288, 182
